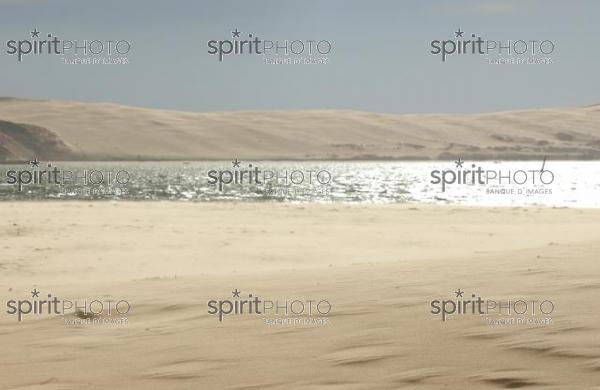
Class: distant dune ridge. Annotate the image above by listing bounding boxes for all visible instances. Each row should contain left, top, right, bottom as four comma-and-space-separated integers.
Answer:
0, 97, 599, 161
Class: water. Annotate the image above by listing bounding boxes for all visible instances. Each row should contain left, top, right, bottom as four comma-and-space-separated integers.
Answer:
0, 161, 598, 207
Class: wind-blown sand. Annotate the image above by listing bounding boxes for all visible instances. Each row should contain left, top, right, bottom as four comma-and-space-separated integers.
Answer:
1, 202, 599, 389
1, 97, 600, 161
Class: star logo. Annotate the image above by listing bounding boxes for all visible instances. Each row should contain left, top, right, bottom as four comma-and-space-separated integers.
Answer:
455, 29, 464, 38
31, 29, 40, 38
29, 157, 41, 168
31, 288, 40, 298
232, 159, 241, 168
232, 29, 241, 38
454, 158, 464, 168
232, 289, 241, 298
454, 289, 464, 298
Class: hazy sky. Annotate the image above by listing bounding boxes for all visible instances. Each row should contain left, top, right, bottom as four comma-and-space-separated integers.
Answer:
0, 0, 598, 114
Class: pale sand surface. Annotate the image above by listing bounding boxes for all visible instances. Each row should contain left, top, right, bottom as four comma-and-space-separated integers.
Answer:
1, 202, 600, 389
1, 97, 600, 161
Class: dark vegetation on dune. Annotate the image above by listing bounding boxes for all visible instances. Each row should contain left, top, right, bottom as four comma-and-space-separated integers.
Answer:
0, 119, 79, 162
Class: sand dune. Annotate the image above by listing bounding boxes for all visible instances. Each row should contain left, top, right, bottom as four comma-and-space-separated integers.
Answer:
0, 97, 599, 161
1, 202, 599, 389
0, 119, 77, 161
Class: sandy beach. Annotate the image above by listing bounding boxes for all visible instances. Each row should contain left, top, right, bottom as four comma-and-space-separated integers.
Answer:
1, 202, 599, 389
1, 2, 599, 389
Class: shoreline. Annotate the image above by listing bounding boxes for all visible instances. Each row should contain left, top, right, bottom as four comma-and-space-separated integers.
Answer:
2, 157, 600, 164
0, 199, 597, 211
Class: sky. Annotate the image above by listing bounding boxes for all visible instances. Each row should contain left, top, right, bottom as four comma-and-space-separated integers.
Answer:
0, 0, 598, 114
